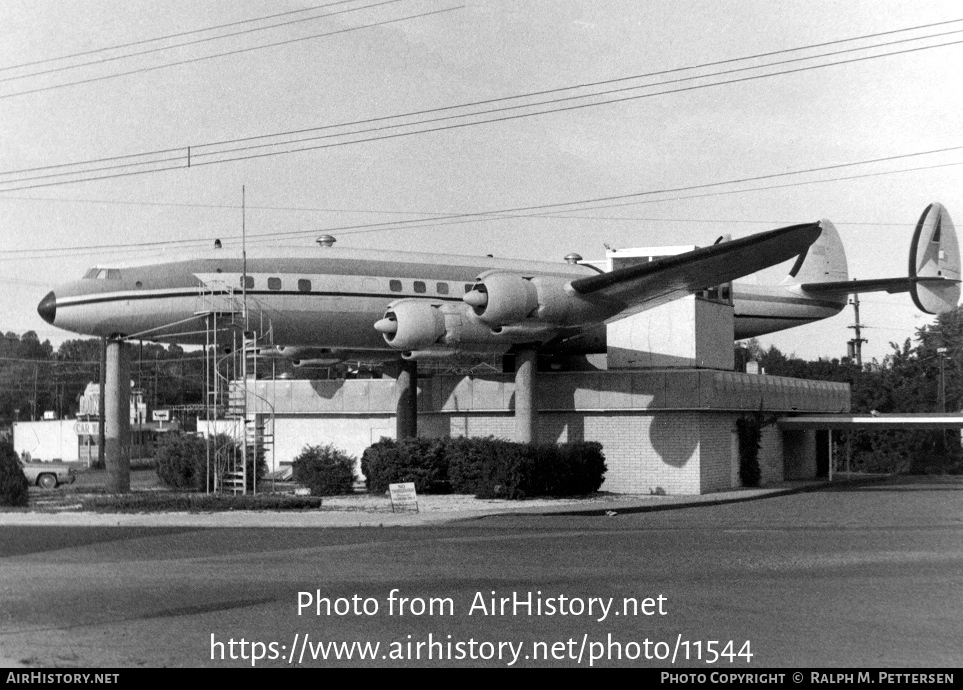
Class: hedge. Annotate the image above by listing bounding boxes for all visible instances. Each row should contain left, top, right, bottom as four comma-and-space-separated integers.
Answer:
361, 437, 449, 494
364, 436, 606, 499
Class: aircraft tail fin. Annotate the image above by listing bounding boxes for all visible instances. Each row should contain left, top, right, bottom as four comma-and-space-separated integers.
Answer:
908, 202, 961, 314
779, 219, 849, 286
798, 203, 961, 314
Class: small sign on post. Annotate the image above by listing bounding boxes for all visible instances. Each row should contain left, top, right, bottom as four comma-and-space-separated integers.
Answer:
388, 482, 419, 514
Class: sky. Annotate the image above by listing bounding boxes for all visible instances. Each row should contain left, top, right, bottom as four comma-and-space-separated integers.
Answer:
1, 0, 961, 363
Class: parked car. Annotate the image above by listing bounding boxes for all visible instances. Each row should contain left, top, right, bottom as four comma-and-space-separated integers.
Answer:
19, 461, 76, 489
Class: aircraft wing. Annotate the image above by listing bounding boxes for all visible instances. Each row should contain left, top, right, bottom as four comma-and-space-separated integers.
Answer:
569, 222, 822, 317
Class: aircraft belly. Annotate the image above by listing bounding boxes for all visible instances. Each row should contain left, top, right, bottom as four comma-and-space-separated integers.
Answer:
732, 288, 843, 339
270, 295, 386, 349
58, 295, 182, 340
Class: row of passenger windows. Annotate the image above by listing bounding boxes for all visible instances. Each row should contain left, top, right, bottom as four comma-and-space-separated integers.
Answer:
240, 275, 476, 295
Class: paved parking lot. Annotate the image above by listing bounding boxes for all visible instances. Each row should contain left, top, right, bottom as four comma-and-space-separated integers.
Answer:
1, 475, 960, 668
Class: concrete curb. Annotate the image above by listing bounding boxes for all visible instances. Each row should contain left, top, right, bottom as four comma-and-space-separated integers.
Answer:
0, 476, 893, 528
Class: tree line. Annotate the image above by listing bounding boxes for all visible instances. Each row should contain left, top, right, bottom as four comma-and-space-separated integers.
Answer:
0, 332, 206, 424
738, 305, 963, 474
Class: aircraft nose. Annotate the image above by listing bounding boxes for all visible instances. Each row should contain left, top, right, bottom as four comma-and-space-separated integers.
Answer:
37, 291, 57, 325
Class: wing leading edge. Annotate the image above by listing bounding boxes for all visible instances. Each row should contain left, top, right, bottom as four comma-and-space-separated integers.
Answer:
569, 222, 822, 315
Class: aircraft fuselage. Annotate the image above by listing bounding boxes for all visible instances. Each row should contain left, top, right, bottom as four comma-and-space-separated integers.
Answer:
38, 245, 844, 355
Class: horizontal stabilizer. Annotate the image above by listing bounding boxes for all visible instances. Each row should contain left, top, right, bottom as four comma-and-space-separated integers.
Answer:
570, 222, 821, 312
800, 204, 961, 314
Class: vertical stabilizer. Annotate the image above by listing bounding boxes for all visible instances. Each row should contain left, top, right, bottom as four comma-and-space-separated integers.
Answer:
780, 219, 848, 286
910, 203, 961, 314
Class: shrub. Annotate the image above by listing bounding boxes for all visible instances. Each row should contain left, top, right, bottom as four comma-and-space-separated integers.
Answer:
0, 440, 29, 507
736, 411, 777, 488
361, 437, 449, 494
548, 441, 607, 496
155, 433, 206, 490
292, 444, 357, 495
155, 433, 265, 492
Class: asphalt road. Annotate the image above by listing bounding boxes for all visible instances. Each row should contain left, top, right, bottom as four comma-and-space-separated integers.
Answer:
0, 476, 961, 668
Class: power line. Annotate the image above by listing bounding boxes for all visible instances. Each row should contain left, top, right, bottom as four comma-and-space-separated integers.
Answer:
0, 2, 456, 101
0, 191, 937, 226
101, 17, 963, 156
0, 21, 958, 191
0, 0, 366, 73
0, 150, 958, 260
238, 148, 963, 240
182, 26, 963, 163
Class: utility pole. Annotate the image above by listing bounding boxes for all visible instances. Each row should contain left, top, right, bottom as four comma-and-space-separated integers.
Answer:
847, 290, 868, 367
937, 347, 948, 413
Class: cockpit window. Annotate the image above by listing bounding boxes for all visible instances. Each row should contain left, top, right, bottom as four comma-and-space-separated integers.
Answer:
83, 268, 121, 280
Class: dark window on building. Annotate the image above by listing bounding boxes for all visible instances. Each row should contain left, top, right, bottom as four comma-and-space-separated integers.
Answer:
389, 279, 402, 292
414, 281, 426, 294
436, 282, 449, 295
242, 276, 254, 289
298, 279, 311, 293
268, 277, 282, 291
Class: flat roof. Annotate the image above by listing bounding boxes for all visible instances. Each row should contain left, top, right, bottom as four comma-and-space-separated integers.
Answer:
778, 413, 963, 430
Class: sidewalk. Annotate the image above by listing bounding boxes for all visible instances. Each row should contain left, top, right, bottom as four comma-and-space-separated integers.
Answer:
0, 477, 879, 528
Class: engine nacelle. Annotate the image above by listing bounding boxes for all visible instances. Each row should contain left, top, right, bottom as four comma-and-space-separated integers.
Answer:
376, 298, 566, 355
465, 271, 539, 325
464, 271, 612, 329
375, 299, 446, 351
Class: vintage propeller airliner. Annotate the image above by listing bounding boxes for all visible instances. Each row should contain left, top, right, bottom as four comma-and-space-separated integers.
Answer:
36, 203, 959, 366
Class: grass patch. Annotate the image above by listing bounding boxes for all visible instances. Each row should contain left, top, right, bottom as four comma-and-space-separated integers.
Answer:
78, 492, 325, 513
2, 489, 325, 513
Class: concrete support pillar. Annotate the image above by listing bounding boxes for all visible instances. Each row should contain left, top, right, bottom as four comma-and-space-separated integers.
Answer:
514, 348, 538, 443
97, 338, 106, 468
396, 358, 418, 440
104, 338, 131, 493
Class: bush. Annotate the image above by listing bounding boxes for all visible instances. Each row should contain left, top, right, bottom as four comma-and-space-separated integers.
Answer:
155, 433, 266, 492
361, 437, 449, 494
292, 444, 357, 495
155, 433, 206, 490
0, 440, 29, 507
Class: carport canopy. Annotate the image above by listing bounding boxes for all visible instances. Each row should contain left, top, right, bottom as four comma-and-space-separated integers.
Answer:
778, 413, 963, 430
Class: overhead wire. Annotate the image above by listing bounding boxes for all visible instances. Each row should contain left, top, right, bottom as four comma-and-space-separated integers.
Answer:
0, 151, 959, 261
0, 20, 959, 191
0, 0, 375, 76
0, 2, 456, 102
